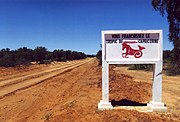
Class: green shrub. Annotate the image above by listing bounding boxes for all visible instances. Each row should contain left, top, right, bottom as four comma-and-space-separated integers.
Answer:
0, 47, 87, 67
96, 50, 102, 65
128, 64, 153, 71
166, 62, 180, 76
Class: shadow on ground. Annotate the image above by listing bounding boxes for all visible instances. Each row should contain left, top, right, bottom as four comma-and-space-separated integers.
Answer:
111, 99, 147, 107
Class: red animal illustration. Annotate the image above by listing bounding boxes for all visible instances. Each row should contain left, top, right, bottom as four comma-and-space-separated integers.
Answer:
122, 41, 145, 58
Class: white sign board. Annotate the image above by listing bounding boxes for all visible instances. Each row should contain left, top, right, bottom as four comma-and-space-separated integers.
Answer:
103, 30, 162, 63
98, 30, 166, 111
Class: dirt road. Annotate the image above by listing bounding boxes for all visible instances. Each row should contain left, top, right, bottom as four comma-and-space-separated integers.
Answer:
0, 58, 179, 122
0, 59, 92, 98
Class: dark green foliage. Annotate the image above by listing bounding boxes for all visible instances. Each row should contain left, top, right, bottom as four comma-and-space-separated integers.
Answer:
34, 47, 48, 64
165, 49, 180, 75
52, 49, 64, 61
96, 50, 102, 65
152, 0, 180, 45
43, 60, 52, 64
0, 47, 87, 67
128, 64, 153, 71
96, 49, 175, 72
163, 50, 171, 62
45, 51, 53, 60
0, 48, 16, 67
52, 49, 86, 61
166, 62, 180, 75
87, 54, 95, 57
152, 0, 180, 75
15, 47, 33, 65
128, 50, 174, 71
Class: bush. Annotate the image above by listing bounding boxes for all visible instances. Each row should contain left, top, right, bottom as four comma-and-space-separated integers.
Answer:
0, 56, 16, 67
0, 49, 16, 67
34, 47, 48, 64
43, 60, 52, 64
128, 64, 153, 71
96, 50, 102, 65
0, 47, 87, 67
166, 62, 180, 76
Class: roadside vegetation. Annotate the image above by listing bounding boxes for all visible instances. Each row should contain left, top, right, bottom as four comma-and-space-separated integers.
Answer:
96, 50, 102, 65
0, 47, 87, 67
96, 50, 179, 75
128, 50, 173, 72
151, 0, 180, 75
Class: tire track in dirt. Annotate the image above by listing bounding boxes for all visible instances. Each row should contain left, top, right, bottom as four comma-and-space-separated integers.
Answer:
0, 61, 81, 88
0, 59, 92, 98
15, 60, 93, 121
0, 59, 178, 122
0, 60, 82, 82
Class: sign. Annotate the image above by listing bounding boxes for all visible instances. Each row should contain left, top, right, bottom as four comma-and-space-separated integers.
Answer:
104, 30, 162, 62
98, 30, 167, 111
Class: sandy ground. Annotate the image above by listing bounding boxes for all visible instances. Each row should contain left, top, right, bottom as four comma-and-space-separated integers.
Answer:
0, 59, 91, 98
0, 58, 179, 122
114, 66, 180, 121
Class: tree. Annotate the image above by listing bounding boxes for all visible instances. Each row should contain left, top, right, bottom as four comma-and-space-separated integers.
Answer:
15, 47, 33, 65
0, 47, 87, 67
34, 47, 48, 64
152, 0, 180, 75
65, 50, 72, 60
96, 50, 102, 65
52, 49, 66, 61
0, 48, 16, 67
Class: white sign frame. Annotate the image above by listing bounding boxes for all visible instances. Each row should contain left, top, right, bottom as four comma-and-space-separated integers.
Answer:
98, 30, 167, 111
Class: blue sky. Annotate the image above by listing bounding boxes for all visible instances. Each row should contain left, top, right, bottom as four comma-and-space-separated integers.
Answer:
0, 0, 173, 54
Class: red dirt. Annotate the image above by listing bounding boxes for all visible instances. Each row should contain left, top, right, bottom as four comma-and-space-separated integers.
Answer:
0, 58, 179, 122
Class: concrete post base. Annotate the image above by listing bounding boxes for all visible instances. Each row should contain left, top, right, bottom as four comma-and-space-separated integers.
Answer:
98, 100, 113, 110
147, 101, 167, 111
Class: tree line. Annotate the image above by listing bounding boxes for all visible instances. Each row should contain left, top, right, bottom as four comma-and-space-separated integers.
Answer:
0, 47, 87, 67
